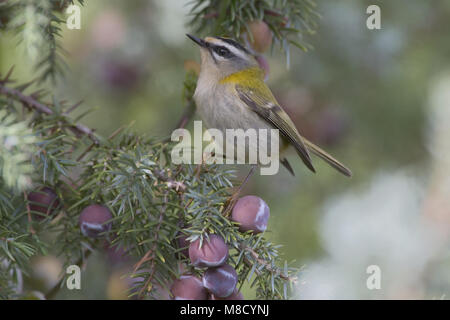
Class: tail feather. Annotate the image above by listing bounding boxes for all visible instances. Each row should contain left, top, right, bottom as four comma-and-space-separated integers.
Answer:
281, 157, 295, 176
303, 138, 352, 177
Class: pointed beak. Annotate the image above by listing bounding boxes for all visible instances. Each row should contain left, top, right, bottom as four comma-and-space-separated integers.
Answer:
186, 34, 206, 48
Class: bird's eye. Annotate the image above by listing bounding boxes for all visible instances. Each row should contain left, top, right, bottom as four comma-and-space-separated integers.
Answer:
214, 46, 231, 57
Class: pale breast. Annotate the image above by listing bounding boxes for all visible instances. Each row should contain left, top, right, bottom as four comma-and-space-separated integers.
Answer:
194, 82, 281, 162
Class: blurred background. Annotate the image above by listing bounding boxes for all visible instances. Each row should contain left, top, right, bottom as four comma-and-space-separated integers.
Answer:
1, 0, 449, 299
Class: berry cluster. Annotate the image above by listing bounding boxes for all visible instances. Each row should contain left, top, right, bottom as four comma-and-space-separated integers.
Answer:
26, 186, 270, 300
171, 195, 270, 300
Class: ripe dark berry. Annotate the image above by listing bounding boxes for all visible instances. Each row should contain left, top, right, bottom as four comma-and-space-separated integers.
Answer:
27, 187, 60, 218
202, 264, 238, 298
79, 204, 112, 238
189, 234, 228, 268
248, 20, 273, 53
170, 275, 208, 300
231, 195, 270, 233
210, 289, 244, 300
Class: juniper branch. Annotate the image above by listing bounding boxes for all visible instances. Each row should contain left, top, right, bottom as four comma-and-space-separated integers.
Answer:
0, 78, 98, 143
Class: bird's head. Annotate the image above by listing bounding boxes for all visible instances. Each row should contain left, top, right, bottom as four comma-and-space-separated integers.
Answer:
186, 34, 258, 79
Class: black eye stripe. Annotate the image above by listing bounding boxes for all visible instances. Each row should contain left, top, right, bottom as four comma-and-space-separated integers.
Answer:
212, 45, 233, 58
214, 46, 229, 56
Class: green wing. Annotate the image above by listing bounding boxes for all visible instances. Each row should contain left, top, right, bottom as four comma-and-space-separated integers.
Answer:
235, 82, 316, 173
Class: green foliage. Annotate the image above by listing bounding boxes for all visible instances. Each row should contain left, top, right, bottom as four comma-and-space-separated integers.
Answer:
0, 74, 297, 299
3, 0, 85, 82
0, 109, 37, 191
188, 0, 319, 61
0, 0, 320, 300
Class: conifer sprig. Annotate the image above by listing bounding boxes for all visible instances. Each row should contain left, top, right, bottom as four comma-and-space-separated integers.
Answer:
0, 72, 298, 299
0, 0, 319, 299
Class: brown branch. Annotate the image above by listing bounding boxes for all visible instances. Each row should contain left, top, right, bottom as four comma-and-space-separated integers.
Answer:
264, 9, 283, 18
76, 123, 127, 162
0, 83, 98, 144
153, 168, 186, 194
63, 100, 83, 115
173, 102, 196, 131
76, 143, 96, 162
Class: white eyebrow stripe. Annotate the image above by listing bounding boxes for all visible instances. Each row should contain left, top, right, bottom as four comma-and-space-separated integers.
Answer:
212, 40, 248, 60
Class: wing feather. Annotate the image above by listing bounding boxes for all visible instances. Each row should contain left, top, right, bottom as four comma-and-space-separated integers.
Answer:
235, 83, 316, 173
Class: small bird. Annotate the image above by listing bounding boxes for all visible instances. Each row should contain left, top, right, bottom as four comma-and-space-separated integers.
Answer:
187, 34, 352, 177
